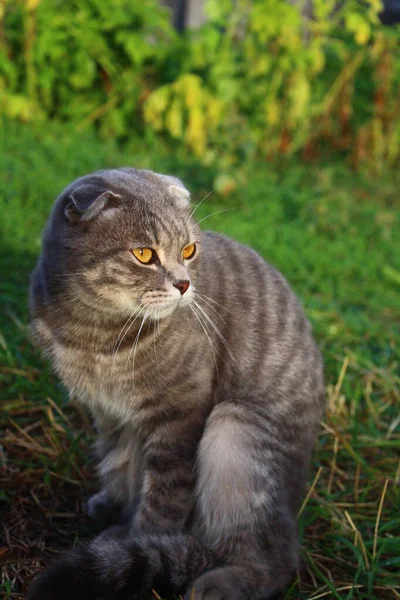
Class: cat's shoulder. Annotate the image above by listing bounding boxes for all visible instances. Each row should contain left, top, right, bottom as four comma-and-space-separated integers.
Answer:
201, 230, 295, 293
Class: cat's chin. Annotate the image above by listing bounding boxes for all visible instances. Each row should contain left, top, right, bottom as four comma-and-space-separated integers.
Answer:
148, 303, 180, 320
144, 297, 193, 321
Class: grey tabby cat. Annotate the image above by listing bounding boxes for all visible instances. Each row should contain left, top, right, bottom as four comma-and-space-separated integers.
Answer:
28, 167, 324, 600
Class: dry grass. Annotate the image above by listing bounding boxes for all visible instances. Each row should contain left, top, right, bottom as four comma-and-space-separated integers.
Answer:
1, 357, 398, 599
1, 397, 97, 597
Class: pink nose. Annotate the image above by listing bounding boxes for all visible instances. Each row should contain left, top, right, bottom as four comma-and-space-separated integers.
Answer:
174, 280, 190, 295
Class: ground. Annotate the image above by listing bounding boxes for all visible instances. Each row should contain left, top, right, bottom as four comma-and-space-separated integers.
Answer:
0, 120, 399, 599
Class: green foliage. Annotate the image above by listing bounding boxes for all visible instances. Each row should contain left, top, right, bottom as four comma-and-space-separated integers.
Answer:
0, 0, 174, 134
146, 0, 400, 172
1, 0, 400, 175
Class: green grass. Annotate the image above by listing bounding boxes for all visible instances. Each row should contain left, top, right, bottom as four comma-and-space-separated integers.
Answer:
1, 118, 399, 599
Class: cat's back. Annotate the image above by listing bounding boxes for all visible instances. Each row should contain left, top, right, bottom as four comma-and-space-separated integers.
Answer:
197, 231, 323, 407
199, 230, 306, 334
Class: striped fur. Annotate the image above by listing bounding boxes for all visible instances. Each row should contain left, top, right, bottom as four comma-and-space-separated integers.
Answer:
28, 168, 324, 600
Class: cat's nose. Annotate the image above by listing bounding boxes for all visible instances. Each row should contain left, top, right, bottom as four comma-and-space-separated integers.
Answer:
173, 280, 190, 295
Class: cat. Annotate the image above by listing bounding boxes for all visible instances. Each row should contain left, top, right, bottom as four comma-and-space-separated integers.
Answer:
28, 167, 324, 600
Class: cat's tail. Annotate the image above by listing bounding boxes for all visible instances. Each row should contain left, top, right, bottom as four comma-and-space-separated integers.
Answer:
28, 527, 214, 600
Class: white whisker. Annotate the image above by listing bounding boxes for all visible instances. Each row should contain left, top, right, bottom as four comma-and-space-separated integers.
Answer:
111, 306, 145, 373
189, 304, 219, 376
153, 308, 159, 367
193, 300, 236, 363
188, 189, 215, 222
196, 207, 236, 226
113, 306, 142, 349
195, 292, 235, 315
195, 293, 229, 324
129, 309, 149, 384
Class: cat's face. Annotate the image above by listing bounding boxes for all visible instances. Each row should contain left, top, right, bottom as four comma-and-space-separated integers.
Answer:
45, 168, 201, 321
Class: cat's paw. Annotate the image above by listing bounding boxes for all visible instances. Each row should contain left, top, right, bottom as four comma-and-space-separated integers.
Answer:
87, 489, 123, 526
184, 567, 250, 600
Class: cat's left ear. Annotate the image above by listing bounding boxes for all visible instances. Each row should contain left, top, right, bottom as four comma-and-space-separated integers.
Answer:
64, 183, 122, 223
164, 176, 190, 209
168, 184, 190, 208
156, 173, 190, 208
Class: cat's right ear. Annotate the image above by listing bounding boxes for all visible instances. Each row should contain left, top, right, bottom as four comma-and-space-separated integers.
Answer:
64, 184, 122, 223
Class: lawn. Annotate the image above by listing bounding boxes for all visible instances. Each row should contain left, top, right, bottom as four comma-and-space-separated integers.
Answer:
0, 119, 399, 599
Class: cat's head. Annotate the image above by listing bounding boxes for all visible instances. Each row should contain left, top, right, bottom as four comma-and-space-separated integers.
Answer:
41, 168, 201, 320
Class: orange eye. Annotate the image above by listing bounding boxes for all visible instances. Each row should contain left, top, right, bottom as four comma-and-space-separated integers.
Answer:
182, 243, 196, 260
132, 247, 154, 264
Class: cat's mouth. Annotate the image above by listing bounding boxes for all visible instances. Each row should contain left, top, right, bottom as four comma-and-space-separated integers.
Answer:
142, 295, 193, 321
140, 285, 194, 320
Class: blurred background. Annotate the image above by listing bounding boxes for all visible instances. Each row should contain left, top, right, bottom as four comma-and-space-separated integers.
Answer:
0, 1, 399, 599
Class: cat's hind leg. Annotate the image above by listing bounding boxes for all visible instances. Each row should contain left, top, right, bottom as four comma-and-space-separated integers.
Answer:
187, 401, 303, 600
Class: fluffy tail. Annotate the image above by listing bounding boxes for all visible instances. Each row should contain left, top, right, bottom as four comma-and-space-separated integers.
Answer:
28, 527, 214, 600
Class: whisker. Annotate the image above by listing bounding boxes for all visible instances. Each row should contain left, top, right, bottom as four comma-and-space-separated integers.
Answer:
111, 306, 144, 372
114, 307, 142, 349
195, 292, 235, 315
193, 300, 236, 362
129, 309, 149, 383
195, 293, 229, 324
189, 305, 219, 376
128, 310, 147, 362
196, 207, 236, 226
153, 308, 159, 367
188, 189, 215, 222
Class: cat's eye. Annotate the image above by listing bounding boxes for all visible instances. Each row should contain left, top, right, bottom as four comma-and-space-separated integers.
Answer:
182, 243, 196, 260
132, 247, 155, 264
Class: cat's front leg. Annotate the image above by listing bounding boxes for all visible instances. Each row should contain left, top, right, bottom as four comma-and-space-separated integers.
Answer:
88, 414, 142, 525
133, 407, 206, 532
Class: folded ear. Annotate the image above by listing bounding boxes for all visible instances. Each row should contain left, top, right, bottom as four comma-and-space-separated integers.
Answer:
168, 183, 190, 209
64, 183, 122, 223
155, 173, 190, 209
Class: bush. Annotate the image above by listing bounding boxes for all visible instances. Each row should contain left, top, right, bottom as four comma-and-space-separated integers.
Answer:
1, 0, 400, 174
0, 0, 173, 132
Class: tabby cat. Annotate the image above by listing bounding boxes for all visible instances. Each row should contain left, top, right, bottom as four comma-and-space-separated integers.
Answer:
28, 167, 324, 600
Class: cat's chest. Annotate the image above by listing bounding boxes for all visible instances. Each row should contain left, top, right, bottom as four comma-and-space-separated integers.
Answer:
51, 339, 152, 415
40, 304, 218, 424
50, 329, 211, 421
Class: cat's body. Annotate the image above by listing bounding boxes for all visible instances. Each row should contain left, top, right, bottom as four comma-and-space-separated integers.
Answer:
28, 168, 324, 600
